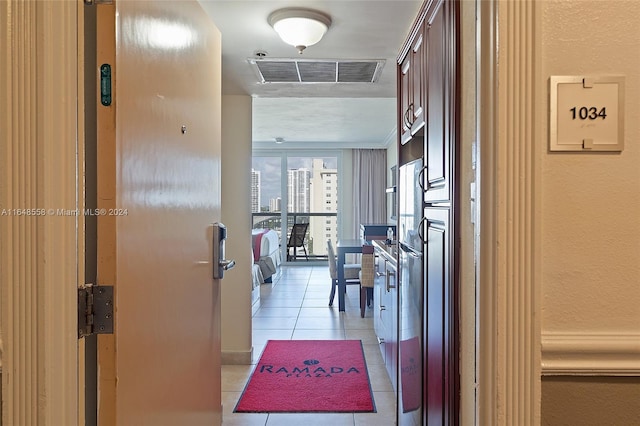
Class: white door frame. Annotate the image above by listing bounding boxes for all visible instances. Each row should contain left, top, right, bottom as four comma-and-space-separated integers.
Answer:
1, 1, 82, 424
477, 0, 542, 424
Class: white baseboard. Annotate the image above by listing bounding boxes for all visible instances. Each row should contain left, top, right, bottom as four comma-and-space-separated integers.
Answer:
541, 332, 640, 376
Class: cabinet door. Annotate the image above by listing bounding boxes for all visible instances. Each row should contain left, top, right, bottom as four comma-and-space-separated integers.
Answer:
410, 26, 425, 135
399, 25, 426, 146
424, 207, 454, 425
373, 255, 398, 392
384, 259, 399, 393
373, 256, 386, 352
424, 0, 450, 203
399, 54, 413, 142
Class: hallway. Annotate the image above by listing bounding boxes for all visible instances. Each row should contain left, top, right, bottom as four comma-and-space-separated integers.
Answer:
222, 265, 396, 425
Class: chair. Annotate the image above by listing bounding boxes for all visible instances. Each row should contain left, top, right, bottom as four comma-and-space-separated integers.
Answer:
359, 246, 375, 318
287, 223, 309, 261
327, 239, 361, 308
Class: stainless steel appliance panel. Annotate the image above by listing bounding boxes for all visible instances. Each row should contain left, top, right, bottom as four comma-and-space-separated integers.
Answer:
398, 243, 423, 424
398, 159, 424, 252
398, 158, 424, 425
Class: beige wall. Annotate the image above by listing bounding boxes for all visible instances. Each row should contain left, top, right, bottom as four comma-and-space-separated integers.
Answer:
221, 95, 253, 364
459, 1, 477, 423
542, 377, 640, 426
540, 0, 640, 420
541, 0, 640, 334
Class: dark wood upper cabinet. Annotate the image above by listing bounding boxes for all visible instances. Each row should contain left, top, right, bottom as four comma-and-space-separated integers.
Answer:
424, 0, 449, 203
398, 21, 426, 145
398, 0, 455, 204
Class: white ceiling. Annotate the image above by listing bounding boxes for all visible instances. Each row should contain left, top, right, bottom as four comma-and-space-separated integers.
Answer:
198, 1, 422, 149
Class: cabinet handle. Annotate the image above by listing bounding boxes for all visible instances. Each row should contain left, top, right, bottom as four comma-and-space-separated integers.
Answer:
377, 337, 385, 344
376, 271, 386, 277
386, 270, 396, 291
404, 103, 415, 129
418, 164, 427, 191
418, 216, 427, 244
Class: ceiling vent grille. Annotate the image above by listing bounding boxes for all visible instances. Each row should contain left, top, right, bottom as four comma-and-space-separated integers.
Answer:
248, 58, 385, 84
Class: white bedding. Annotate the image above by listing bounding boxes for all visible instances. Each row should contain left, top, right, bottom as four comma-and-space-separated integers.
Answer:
251, 228, 281, 283
252, 263, 264, 289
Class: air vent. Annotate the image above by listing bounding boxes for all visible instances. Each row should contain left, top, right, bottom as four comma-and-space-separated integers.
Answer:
248, 58, 385, 84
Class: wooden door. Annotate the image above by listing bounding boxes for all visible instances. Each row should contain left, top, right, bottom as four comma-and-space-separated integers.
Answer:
95, 1, 223, 424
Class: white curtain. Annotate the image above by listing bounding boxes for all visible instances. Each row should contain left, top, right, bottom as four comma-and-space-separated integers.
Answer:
351, 149, 387, 238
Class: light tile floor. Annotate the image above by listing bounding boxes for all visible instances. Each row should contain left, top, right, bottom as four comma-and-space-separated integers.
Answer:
222, 265, 397, 426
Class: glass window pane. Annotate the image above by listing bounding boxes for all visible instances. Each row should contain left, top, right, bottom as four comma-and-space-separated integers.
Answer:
251, 157, 282, 236
286, 157, 338, 259
251, 154, 339, 262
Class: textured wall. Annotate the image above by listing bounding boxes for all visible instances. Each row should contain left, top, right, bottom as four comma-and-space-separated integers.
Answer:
542, 377, 640, 426
221, 95, 253, 363
541, 0, 640, 333
540, 0, 640, 422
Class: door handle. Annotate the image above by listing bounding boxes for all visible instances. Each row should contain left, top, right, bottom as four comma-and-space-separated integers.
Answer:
212, 222, 235, 279
220, 259, 235, 271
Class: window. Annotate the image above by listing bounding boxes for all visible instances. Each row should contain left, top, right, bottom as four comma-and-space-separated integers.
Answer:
251, 153, 339, 260
251, 157, 281, 228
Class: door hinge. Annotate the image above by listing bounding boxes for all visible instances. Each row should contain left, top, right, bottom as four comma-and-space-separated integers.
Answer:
78, 284, 114, 338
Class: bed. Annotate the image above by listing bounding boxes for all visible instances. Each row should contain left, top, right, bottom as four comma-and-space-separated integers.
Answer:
251, 261, 263, 314
251, 228, 281, 284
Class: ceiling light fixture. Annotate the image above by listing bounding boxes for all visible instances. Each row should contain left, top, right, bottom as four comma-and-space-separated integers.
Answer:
268, 8, 332, 54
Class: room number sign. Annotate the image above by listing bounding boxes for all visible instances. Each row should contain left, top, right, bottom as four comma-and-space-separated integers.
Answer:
549, 76, 625, 151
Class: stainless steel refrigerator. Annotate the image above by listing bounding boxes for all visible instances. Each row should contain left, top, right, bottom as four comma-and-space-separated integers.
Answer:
397, 158, 424, 425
